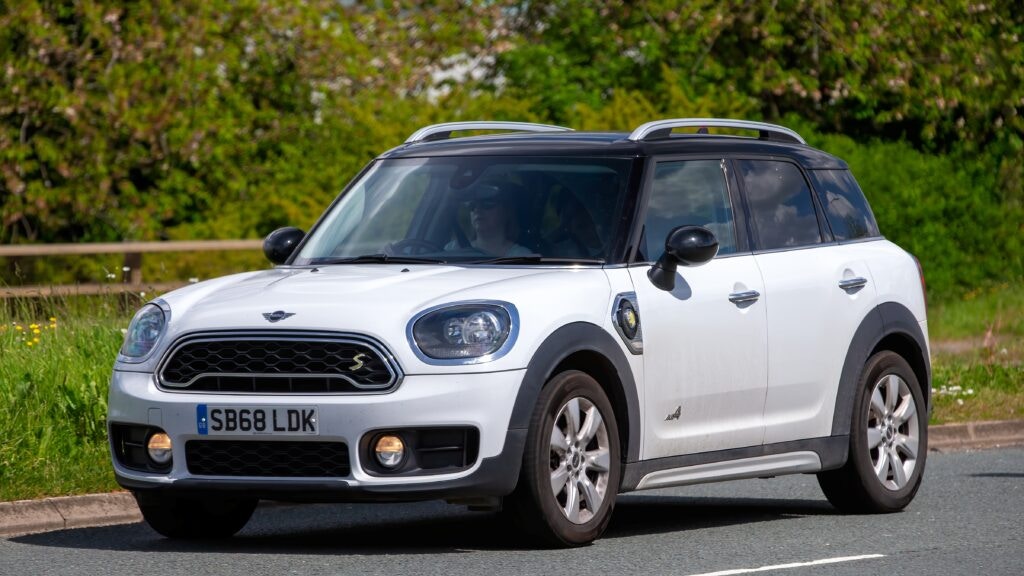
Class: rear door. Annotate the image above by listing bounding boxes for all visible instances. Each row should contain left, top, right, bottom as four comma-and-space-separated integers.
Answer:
736, 159, 878, 444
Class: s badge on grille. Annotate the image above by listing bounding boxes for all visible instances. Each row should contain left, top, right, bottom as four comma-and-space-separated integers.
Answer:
350, 353, 368, 371
262, 310, 295, 323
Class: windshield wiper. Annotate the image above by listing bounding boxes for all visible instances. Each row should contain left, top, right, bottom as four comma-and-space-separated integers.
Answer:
470, 255, 606, 265
312, 254, 447, 265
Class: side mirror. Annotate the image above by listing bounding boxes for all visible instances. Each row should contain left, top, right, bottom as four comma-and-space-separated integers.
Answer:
263, 227, 305, 265
647, 225, 719, 291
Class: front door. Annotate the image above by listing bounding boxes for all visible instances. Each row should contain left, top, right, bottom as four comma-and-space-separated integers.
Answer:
631, 158, 768, 459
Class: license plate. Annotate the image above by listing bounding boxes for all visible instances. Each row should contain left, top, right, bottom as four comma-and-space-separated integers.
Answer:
196, 404, 318, 435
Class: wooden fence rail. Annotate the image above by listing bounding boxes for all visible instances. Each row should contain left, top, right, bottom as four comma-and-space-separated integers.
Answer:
0, 240, 264, 299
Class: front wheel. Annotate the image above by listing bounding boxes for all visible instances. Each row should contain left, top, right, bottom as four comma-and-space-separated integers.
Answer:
818, 350, 928, 512
134, 491, 257, 539
507, 370, 621, 546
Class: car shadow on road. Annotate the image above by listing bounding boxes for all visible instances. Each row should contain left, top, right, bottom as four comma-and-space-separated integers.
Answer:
11, 495, 836, 555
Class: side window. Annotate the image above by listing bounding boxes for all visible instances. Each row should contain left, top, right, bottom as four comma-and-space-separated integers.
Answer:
809, 169, 880, 241
738, 160, 822, 250
641, 159, 738, 261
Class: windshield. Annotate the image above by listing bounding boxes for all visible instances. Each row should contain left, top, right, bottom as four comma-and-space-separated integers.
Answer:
295, 156, 633, 265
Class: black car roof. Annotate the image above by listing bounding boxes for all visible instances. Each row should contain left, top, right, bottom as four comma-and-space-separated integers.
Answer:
379, 132, 848, 170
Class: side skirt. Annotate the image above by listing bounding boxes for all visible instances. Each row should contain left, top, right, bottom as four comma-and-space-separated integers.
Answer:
621, 435, 848, 492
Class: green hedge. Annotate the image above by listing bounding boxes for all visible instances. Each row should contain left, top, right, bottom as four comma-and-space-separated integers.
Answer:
2, 1, 1020, 303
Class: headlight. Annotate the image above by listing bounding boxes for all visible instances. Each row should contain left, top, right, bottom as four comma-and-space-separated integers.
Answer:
410, 302, 517, 363
119, 303, 167, 361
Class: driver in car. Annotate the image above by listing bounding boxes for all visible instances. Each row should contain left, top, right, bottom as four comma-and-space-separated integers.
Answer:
449, 182, 532, 257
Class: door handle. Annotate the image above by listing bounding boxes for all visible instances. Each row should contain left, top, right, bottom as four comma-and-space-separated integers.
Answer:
728, 290, 760, 304
839, 277, 868, 291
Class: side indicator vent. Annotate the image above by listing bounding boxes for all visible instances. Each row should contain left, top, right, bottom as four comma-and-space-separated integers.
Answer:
612, 292, 643, 354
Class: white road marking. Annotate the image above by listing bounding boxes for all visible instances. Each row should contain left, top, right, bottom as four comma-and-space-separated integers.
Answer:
683, 554, 886, 576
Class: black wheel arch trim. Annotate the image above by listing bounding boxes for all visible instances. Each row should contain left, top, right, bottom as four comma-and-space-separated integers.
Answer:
831, 301, 931, 437
510, 321, 642, 463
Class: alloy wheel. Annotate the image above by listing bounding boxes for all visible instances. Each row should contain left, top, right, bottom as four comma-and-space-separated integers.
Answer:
866, 374, 920, 490
548, 396, 611, 524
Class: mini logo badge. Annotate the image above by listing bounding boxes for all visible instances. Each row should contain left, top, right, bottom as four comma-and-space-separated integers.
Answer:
262, 310, 295, 323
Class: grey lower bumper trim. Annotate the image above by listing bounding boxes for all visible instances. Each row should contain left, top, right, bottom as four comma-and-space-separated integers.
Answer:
115, 429, 526, 503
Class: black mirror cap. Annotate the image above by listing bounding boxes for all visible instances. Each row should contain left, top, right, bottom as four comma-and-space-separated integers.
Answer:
647, 225, 719, 291
665, 225, 719, 266
263, 227, 305, 265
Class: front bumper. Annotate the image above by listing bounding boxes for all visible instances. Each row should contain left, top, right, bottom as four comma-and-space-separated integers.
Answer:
108, 369, 527, 501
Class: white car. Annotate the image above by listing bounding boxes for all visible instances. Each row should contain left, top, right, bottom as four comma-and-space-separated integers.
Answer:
108, 119, 930, 546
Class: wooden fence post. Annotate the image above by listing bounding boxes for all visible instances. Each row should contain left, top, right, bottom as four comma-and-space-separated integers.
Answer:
123, 252, 143, 285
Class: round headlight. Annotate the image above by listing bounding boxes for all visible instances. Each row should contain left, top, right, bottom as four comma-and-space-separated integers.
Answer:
120, 304, 167, 360
411, 303, 516, 361
462, 311, 503, 345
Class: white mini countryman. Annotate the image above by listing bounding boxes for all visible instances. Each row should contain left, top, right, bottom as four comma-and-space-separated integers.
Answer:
109, 119, 931, 546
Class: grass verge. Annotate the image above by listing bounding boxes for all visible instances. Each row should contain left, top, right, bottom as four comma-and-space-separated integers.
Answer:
0, 295, 134, 501
928, 283, 1023, 424
0, 285, 1020, 501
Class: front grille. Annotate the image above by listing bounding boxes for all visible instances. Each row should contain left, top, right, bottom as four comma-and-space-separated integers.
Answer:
185, 440, 350, 477
158, 332, 399, 393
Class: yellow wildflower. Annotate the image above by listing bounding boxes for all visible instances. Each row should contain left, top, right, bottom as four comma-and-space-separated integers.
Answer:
33, 328, 41, 334
33, 337, 40, 343
26, 340, 33, 347
30, 323, 38, 329
49, 317, 56, 322
15, 325, 23, 331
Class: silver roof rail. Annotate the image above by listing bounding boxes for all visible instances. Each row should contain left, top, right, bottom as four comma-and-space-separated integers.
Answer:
405, 121, 573, 144
627, 118, 806, 144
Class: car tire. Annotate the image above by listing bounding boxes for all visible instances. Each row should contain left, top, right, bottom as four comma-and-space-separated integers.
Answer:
506, 370, 621, 547
134, 491, 257, 539
818, 350, 928, 513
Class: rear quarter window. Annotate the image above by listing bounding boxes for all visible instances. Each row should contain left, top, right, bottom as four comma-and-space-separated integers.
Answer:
809, 169, 881, 241
737, 159, 822, 250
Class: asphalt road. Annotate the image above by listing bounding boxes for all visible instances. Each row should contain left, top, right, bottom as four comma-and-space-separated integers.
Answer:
2, 447, 1021, 576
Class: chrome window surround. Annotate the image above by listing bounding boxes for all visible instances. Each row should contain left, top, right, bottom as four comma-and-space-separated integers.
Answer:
156, 330, 403, 394
406, 300, 520, 366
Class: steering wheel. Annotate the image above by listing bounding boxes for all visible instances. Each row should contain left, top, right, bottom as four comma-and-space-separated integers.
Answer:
385, 238, 443, 255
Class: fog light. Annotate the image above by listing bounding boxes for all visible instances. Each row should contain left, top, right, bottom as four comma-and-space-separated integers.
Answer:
147, 432, 173, 465
374, 435, 405, 468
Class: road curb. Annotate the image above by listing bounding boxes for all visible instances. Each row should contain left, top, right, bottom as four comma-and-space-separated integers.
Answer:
928, 419, 1024, 451
0, 492, 141, 538
2, 420, 1023, 538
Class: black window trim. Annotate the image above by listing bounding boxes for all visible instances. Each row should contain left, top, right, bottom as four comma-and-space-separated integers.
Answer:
627, 154, 753, 265
730, 155, 837, 254
806, 167, 885, 245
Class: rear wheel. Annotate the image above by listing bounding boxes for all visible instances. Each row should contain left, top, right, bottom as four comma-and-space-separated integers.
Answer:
134, 491, 257, 539
507, 370, 621, 546
818, 350, 927, 512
